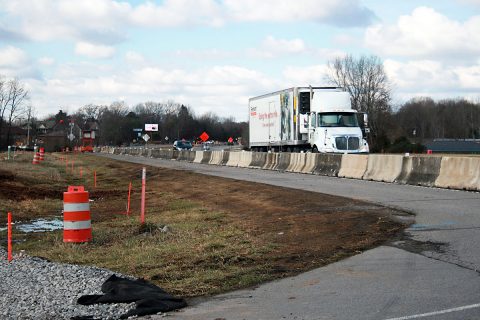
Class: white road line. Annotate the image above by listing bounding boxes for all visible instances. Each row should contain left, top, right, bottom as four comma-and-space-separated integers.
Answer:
385, 303, 480, 320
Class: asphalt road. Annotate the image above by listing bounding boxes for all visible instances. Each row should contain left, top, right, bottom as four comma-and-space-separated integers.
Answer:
99, 154, 480, 320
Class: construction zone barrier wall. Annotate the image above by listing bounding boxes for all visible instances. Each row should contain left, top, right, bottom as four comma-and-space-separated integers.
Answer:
363, 154, 404, 183
338, 154, 368, 179
435, 156, 480, 191
249, 152, 267, 169
238, 151, 253, 168
201, 151, 212, 164
286, 153, 306, 173
276, 153, 291, 171
313, 154, 342, 176
220, 151, 229, 165
193, 151, 204, 163
397, 155, 442, 187
263, 153, 279, 170
300, 153, 316, 174
209, 151, 224, 165
100, 148, 480, 192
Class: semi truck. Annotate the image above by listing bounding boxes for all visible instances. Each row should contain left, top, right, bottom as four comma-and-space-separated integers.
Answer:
248, 86, 369, 153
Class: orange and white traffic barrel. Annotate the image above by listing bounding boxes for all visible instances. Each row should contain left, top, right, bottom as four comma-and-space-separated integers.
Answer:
32, 151, 40, 164
39, 147, 45, 161
63, 186, 92, 243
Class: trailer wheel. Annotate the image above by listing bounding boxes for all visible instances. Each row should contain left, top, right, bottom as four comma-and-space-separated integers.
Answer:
312, 146, 319, 153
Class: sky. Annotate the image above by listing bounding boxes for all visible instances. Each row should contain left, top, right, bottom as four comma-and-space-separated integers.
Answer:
0, 0, 479, 121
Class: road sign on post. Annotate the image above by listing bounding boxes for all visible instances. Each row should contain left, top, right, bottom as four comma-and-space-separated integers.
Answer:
142, 134, 150, 142
200, 132, 209, 142
145, 124, 158, 131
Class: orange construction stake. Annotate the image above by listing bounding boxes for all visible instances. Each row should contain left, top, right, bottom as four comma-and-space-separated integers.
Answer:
7, 212, 12, 262
126, 182, 132, 215
140, 167, 146, 224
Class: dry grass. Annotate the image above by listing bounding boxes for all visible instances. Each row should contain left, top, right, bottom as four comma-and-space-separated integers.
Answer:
0, 151, 405, 297
1, 152, 275, 296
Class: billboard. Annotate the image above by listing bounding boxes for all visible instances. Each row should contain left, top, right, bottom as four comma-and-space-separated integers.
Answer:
145, 124, 158, 131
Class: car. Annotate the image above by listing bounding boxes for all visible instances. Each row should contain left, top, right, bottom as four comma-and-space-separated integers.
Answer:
173, 140, 193, 151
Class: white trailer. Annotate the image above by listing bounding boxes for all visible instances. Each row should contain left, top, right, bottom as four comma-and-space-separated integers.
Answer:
248, 87, 369, 153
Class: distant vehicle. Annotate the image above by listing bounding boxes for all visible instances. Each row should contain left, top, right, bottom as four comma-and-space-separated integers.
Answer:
202, 142, 210, 151
173, 140, 193, 151
249, 87, 369, 153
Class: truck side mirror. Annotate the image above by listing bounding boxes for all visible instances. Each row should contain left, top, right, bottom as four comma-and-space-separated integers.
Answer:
363, 113, 368, 125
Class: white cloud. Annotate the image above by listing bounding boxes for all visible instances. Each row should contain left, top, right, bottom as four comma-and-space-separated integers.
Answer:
247, 36, 307, 59
0, 46, 29, 67
38, 57, 55, 66
282, 65, 330, 87
365, 7, 480, 60
0, 46, 41, 78
24, 61, 279, 121
0, 0, 375, 45
75, 42, 116, 59
125, 51, 146, 64
130, 0, 224, 27
224, 0, 374, 27
384, 59, 480, 102
0, 0, 130, 43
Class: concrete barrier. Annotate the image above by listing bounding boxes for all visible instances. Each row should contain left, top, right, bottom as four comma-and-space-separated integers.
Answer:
151, 149, 161, 158
141, 148, 149, 157
262, 152, 278, 170
226, 151, 240, 166
220, 151, 229, 165
250, 152, 267, 169
313, 154, 342, 176
193, 151, 204, 163
209, 151, 223, 165
286, 153, 306, 173
338, 154, 368, 179
238, 151, 253, 168
363, 154, 404, 183
276, 153, 291, 172
397, 155, 441, 187
201, 151, 212, 164
177, 150, 189, 161
435, 156, 480, 191
301, 153, 316, 174
187, 151, 196, 162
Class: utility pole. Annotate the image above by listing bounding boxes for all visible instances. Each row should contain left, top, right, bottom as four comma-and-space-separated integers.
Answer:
26, 105, 33, 146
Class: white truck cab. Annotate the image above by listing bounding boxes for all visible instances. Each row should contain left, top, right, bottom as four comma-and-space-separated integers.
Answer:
303, 91, 369, 153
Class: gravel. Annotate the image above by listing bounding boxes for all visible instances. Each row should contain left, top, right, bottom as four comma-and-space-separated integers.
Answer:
0, 247, 141, 319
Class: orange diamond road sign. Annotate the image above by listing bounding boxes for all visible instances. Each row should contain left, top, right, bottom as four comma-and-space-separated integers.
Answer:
200, 132, 209, 142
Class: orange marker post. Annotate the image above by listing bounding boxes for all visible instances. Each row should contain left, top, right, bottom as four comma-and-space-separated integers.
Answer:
140, 168, 146, 224
7, 212, 12, 262
126, 182, 132, 215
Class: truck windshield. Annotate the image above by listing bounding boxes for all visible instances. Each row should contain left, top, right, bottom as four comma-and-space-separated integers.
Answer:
318, 112, 359, 128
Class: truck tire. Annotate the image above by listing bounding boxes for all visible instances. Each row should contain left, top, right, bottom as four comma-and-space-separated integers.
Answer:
312, 146, 319, 153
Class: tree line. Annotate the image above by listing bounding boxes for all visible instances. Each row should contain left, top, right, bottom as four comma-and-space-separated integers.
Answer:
68, 101, 246, 146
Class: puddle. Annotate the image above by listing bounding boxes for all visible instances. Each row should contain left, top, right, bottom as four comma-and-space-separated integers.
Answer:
14, 217, 63, 233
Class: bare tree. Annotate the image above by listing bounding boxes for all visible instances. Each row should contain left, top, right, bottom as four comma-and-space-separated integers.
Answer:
0, 77, 29, 147
326, 54, 392, 150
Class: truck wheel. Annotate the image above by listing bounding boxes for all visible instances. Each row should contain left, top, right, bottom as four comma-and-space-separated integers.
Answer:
312, 146, 319, 153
